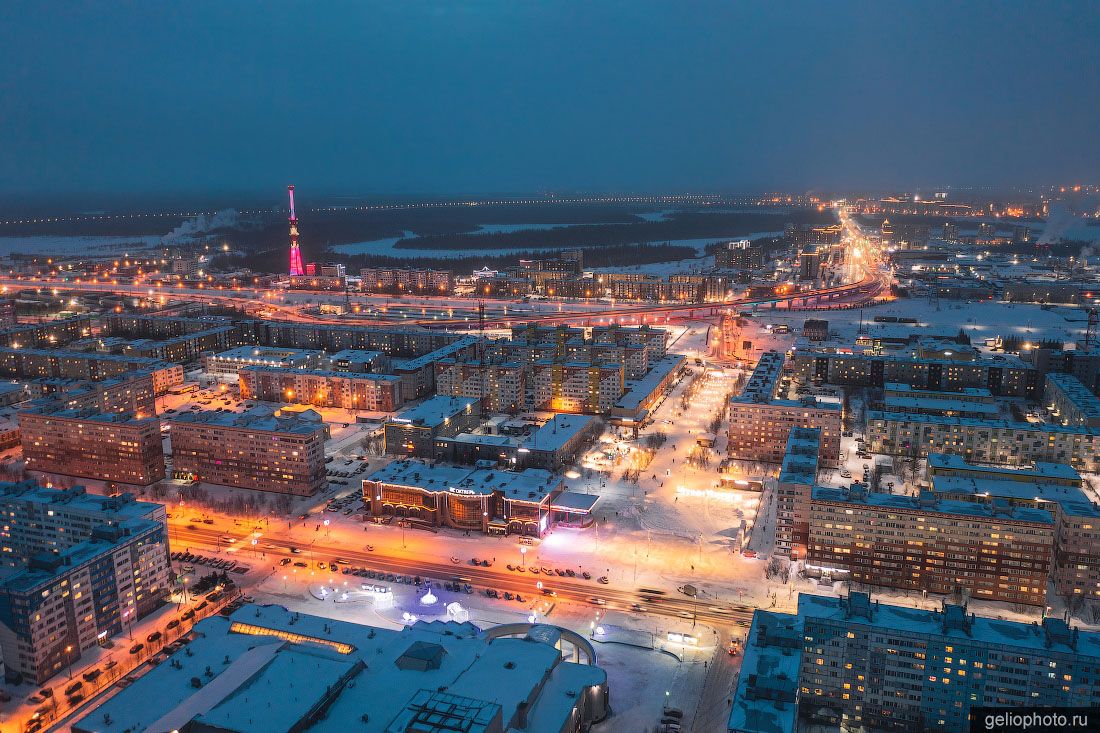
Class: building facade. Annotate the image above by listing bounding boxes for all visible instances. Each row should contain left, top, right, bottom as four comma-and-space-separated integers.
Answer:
0, 483, 169, 684
732, 592, 1100, 733
238, 365, 403, 412
727, 352, 841, 465
364, 460, 564, 536
19, 405, 165, 486
383, 396, 481, 458
808, 485, 1054, 606
169, 407, 328, 496
866, 410, 1100, 472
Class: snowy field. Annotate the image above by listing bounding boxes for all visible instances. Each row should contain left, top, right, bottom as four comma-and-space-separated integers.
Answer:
332, 229, 783, 258
0, 234, 163, 256
752, 296, 1094, 349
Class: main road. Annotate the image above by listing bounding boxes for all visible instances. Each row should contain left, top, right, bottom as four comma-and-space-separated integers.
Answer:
0, 263, 886, 331
172, 523, 755, 628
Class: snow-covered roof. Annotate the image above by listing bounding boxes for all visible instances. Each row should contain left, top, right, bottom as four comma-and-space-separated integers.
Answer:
72, 604, 607, 733
614, 353, 686, 412
388, 395, 479, 428
366, 461, 562, 503
521, 413, 596, 453
930, 475, 1100, 518
812, 486, 1054, 524
926, 453, 1082, 483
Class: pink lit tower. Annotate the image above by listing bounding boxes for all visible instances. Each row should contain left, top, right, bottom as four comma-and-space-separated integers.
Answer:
287, 185, 304, 276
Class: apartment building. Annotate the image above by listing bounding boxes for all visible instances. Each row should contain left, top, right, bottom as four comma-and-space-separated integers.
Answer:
1044, 372, 1100, 427
775, 428, 820, 559
926, 452, 1083, 486
791, 349, 1038, 398
168, 407, 327, 496
880, 382, 1000, 419
323, 349, 389, 373
27, 371, 157, 418
358, 267, 453, 294
0, 346, 183, 394
808, 485, 1054, 606
563, 340, 649, 379
120, 325, 243, 363
731, 592, 1100, 733
714, 239, 765, 269
727, 351, 841, 465
925, 455, 1100, 603
0, 316, 93, 349
433, 360, 526, 413
238, 365, 403, 412
590, 324, 669, 359
0, 483, 169, 684
528, 360, 624, 414
866, 410, 1100, 473
20, 404, 165, 486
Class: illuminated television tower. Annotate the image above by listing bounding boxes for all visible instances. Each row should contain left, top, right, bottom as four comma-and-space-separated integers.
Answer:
287, 185, 304, 276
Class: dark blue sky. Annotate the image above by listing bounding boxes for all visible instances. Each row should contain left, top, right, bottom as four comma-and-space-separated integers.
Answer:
2, 1, 1098, 199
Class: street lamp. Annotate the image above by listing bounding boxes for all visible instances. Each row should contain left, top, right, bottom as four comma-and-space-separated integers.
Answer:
65, 645, 74, 680
520, 546, 527, 568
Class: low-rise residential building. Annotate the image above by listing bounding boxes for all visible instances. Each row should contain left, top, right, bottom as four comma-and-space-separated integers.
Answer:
1044, 372, 1100, 427
866, 410, 1100, 472
808, 484, 1054, 606
730, 592, 1100, 733
383, 395, 481, 458
0, 483, 169, 684
801, 318, 829, 341
238, 364, 403, 411
19, 403, 165, 486
168, 406, 327, 496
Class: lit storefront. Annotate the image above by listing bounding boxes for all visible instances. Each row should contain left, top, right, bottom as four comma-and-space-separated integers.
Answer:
364, 460, 565, 537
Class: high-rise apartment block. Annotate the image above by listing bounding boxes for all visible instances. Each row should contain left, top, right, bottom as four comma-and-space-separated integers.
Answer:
0, 483, 169, 683
727, 351, 841, 465
730, 592, 1100, 733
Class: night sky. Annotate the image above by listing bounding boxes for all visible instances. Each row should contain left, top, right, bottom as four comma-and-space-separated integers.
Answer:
2, 1, 1098, 199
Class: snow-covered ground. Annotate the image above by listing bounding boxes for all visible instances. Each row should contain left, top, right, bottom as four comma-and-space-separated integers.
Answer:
744, 296, 1094, 350
0, 234, 163, 257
